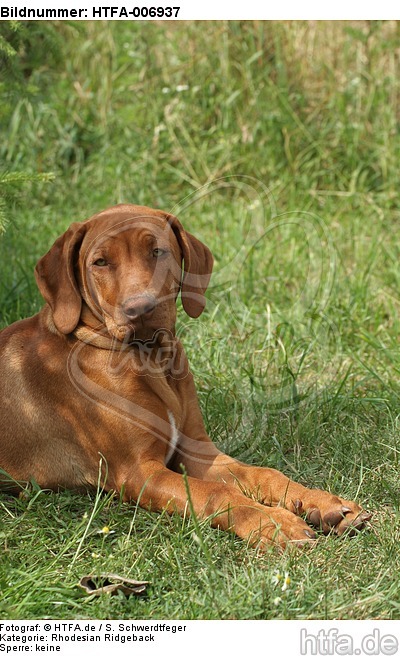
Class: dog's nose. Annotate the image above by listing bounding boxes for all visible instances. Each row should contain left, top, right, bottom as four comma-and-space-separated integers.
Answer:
123, 295, 156, 320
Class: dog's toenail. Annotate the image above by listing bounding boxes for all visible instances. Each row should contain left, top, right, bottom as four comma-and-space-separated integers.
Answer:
293, 499, 303, 514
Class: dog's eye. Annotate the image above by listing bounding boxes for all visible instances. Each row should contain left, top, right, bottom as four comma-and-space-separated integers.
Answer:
93, 258, 107, 267
153, 248, 166, 258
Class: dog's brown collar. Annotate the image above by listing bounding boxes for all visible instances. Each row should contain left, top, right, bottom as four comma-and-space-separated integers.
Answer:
72, 325, 176, 354
72, 325, 126, 351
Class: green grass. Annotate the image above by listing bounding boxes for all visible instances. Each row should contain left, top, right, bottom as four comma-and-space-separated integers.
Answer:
0, 20, 399, 620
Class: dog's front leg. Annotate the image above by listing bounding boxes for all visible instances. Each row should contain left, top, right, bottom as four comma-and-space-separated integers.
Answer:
121, 459, 315, 548
210, 459, 371, 537
176, 431, 371, 537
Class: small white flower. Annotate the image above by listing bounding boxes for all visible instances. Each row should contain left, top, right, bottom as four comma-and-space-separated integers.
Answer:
176, 84, 189, 92
273, 596, 282, 606
272, 569, 292, 593
272, 569, 282, 586
97, 526, 115, 536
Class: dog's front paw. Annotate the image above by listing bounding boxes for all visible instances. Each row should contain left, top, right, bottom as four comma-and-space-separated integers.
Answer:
292, 492, 372, 536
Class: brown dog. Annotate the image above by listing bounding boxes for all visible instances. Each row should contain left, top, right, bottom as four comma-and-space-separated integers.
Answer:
0, 204, 370, 548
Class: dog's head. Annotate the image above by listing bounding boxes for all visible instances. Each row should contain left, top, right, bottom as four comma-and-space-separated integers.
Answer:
35, 204, 213, 341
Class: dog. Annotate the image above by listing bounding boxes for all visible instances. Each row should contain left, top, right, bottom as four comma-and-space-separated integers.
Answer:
0, 204, 371, 548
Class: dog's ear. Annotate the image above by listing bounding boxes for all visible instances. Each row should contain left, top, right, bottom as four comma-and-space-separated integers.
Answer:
35, 223, 86, 334
168, 214, 214, 318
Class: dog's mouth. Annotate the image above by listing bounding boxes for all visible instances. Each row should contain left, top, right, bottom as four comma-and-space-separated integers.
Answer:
104, 315, 166, 345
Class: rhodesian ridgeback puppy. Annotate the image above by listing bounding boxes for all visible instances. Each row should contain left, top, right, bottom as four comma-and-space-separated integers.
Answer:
0, 205, 371, 548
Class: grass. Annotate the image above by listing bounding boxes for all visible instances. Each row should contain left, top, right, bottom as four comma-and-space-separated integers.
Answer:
0, 20, 399, 620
